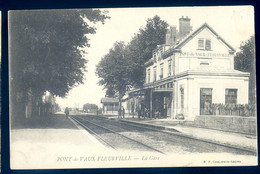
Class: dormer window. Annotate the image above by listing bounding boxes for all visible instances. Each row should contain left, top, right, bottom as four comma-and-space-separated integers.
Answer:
153, 66, 157, 81
160, 63, 164, 79
153, 53, 156, 62
158, 49, 163, 61
168, 59, 172, 76
147, 69, 150, 83
198, 39, 211, 50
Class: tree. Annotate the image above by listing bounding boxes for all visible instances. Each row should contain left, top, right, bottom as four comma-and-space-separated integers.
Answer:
83, 103, 98, 112
234, 35, 256, 104
9, 9, 110, 123
96, 42, 132, 117
96, 16, 168, 117
127, 15, 168, 87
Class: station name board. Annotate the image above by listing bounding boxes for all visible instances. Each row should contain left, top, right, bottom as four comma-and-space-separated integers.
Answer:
180, 51, 232, 58
130, 90, 146, 97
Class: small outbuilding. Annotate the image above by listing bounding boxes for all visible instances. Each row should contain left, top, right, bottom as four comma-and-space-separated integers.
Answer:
101, 98, 119, 115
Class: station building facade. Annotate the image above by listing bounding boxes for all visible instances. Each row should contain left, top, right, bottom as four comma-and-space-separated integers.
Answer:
127, 17, 250, 121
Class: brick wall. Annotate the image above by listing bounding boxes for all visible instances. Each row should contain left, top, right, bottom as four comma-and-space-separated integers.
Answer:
179, 16, 192, 40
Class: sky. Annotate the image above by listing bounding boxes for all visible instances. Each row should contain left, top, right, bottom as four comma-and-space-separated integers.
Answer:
56, 6, 254, 109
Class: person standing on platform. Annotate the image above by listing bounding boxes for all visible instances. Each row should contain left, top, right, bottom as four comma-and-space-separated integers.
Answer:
131, 104, 135, 118
138, 107, 141, 120
65, 107, 69, 119
122, 107, 125, 118
118, 107, 121, 119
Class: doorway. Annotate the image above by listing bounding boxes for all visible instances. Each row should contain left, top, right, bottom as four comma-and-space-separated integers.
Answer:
200, 88, 212, 115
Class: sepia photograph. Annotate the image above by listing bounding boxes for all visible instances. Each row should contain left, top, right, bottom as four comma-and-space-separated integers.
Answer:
9, 6, 257, 169
0, 11, 2, 173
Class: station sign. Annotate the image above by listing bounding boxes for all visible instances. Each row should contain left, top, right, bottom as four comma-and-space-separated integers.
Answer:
130, 90, 146, 97
180, 51, 232, 58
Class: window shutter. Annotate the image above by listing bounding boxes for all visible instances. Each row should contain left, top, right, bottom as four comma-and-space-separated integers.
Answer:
198, 39, 204, 49
205, 40, 211, 50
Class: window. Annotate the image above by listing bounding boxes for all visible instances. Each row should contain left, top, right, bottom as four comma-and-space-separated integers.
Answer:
160, 63, 164, 79
170, 82, 173, 88
147, 69, 150, 83
198, 39, 204, 49
168, 60, 172, 76
158, 49, 163, 61
198, 39, 211, 50
205, 40, 211, 50
153, 53, 156, 62
225, 89, 237, 104
167, 83, 173, 88
153, 66, 157, 81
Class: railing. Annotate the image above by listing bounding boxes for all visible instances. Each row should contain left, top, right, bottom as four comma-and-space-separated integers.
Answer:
201, 103, 256, 117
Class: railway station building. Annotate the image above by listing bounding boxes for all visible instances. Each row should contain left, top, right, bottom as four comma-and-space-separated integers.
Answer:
127, 16, 250, 121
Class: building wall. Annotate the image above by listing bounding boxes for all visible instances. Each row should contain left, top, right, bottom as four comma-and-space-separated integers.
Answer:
146, 26, 236, 85
193, 115, 256, 135
177, 27, 234, 74
146, 54, 174, 83
174, 75, 249, 120
102, 103, 119, 115
143, 23, 249, 121
182, 28, 232, 54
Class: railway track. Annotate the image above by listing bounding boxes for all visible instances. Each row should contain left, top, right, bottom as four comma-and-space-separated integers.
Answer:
70, 116, 166, 154
117, 119, 257, 156
71, 115, 256, 156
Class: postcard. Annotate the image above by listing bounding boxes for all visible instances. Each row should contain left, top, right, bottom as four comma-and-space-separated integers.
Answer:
9, 6, 257, 169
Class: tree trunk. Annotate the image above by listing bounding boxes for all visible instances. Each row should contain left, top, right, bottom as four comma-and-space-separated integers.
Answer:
118, 96, 122, 118
31, 94, 39, 118
25, 88, 33, 119
11, 92, 26, 127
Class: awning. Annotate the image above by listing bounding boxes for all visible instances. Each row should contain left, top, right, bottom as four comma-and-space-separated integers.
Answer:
153, 88, 173, 92
128, 88, 152, 97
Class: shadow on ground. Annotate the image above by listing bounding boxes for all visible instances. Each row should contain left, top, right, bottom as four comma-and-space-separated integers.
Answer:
11, 114, 78, 130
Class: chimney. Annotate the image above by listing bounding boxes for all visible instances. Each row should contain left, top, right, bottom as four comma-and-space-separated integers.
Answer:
165, 26, 177, 46
179, 16, 192, 40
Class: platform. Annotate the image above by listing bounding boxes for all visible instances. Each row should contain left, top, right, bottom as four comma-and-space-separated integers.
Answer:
10, 114, 112, 169
118, 117, 257, 152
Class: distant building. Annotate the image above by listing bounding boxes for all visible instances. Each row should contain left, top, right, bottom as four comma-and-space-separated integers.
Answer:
101, 98, 119, 115
83, 103, 98, 113
127, 16, 250, 121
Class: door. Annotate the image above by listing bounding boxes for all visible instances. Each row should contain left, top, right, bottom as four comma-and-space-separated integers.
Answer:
200, 88, 212, 115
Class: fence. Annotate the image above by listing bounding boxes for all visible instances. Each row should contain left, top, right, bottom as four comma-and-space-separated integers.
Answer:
203, 103, 256, 117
